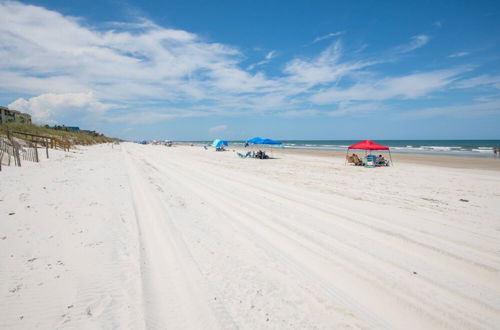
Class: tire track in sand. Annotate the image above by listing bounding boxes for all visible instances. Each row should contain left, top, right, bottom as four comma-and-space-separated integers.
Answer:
123, 146, 235, 329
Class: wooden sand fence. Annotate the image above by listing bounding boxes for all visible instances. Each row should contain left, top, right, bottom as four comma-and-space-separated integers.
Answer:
0, 138, 22, 171
8, 131, 70, 153
0, 131, 70, 171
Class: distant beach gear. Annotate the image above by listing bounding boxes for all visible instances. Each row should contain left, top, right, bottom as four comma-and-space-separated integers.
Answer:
237, 151, 253, 158
346, 140, 393, 167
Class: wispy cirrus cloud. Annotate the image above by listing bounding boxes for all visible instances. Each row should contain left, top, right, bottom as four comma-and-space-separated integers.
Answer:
395, 35, 429, 53
310, 68, 465, 104
247, 51, 276, 70
398, 100, 500, 118
449, 51, 470, 58
283, 40, 376, 87
454, 75, 500, 89
312, 31, 344, 44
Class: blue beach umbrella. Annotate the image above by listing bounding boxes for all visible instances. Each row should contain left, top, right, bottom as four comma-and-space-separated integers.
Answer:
246, 137, 282, 145
246, 137, 265, 144
246, 137, 283, 158
212, 139, 229, 148
261, 138, 282, 145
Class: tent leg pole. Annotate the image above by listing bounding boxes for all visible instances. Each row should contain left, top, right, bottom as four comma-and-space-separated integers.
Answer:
389, 150, 394, 167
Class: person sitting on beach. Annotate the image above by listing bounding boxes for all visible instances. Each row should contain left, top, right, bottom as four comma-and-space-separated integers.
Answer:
377, 154, 389, 166
352, 153, 362, 166
255, 150, 269, 159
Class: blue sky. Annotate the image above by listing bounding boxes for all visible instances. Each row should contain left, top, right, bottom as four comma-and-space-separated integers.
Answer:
0, 0, 499, 140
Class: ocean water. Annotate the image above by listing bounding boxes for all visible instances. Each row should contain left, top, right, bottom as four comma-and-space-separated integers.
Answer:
189, 140, 500, 158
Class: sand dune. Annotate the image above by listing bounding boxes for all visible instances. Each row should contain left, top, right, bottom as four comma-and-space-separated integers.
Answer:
1, 143, 499, 329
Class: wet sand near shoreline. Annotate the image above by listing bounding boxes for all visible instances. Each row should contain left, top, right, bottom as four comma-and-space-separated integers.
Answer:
222, 145, 500, 171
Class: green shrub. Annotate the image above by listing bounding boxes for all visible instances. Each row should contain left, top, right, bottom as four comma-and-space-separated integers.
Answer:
0, 122, 116, 145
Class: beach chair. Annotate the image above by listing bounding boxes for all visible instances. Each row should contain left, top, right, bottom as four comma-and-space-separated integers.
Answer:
237, 152, 247, 158
364, 154, 376, 168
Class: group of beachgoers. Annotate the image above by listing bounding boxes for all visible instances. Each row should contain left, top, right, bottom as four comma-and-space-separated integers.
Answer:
347, 153, 389, 167
204, 142, 271, 159
236, 150, 269, 159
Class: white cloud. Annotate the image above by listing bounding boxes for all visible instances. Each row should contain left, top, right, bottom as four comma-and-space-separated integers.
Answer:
312, 31, 344, 44
396, 35, 429, 53
265, 51, 276, 60
454, 75, 500, 89
279, 109, 321, 117
208, 125, 228, 133
328, 102, 384, 116
448, 51, 469, 58
283, 40, 376, 87
311, 69, 463, 104
247, 51, 276, 70
0, 0, 243, 101
0, 1, 493, 127
8, 92, 115, 123
106, 108, 206, 124
398, 101, 500, 118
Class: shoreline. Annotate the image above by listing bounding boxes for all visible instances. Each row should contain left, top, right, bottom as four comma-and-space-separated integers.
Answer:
178, 143, 500, 171
178, 140, 500, 159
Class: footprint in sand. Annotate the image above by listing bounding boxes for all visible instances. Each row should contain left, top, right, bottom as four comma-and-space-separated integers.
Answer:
9, 284, 23, 293
18, 193, 29, 202
87, 295, 112, 317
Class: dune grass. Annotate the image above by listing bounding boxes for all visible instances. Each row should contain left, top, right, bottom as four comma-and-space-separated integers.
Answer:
0, 122, 116, 145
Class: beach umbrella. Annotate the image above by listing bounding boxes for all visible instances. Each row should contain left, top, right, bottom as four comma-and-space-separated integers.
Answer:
246, 137, 282, 158
346, 140, 393, 166
212, 139, 228, 148
246, 137, 265, 144
261, 138, 282, 145
246, 137, 282, 145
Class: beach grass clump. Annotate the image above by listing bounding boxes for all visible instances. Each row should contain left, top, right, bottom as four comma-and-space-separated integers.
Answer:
0, 122, 116, 145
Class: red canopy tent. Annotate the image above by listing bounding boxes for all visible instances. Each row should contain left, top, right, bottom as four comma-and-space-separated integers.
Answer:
346, 140, 393, 166
348, 140, 389, 151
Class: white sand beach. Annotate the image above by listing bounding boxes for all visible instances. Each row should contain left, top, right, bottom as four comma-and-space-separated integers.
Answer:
1, 143, 500, 329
